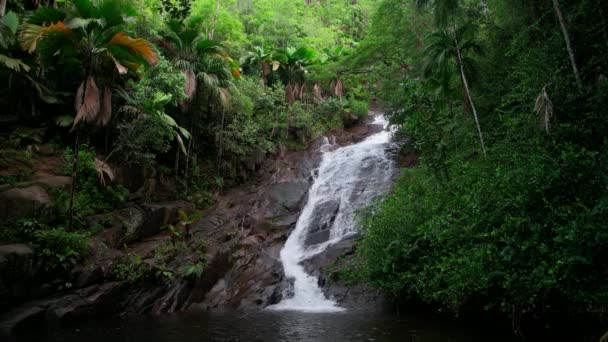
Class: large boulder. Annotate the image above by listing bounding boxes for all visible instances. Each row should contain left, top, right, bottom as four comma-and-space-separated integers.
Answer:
262, 180, 309, 231
304, 199, 340, 246
0, 244, 36, 283
88, 201, 195, 247
0, 186, 52, 222
0, 244, 37, 310
32, 176, 72, 190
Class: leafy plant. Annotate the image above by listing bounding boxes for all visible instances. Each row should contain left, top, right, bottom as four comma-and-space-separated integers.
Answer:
33, 227, 90, 272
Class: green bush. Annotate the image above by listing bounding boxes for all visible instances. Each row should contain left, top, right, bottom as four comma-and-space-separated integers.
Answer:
56, 145, 129, 224
113, 254, 149, 283
348, 99, 369, 119
33, 228, 91, 272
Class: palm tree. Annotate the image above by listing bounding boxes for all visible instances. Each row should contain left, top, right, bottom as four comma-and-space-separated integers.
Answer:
322, 46, 347, 102
240, 45, 279, 85
19, 0, 157, 229
275, 46, 318, 102
424, 25, 486, 156
159, 19, 233, 178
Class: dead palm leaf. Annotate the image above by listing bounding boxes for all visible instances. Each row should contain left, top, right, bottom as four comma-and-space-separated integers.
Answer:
94, 157, 114, 186
73, 75, 100, 129
534, 86, 554, 132
96, 86, 111, 126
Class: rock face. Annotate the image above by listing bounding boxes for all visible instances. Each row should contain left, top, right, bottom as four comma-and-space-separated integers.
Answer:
0, 244, 39, 312
304, 199, 340, 246
302, 237, 390, 311
86, 201, 195, 248
0, 186, 52, 222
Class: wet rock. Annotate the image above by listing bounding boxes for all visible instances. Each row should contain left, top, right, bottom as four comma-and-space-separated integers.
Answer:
0, 301, 47, 341
0, 244, 36, 282
138, 201, 195, 238
32, 144, 56, 156
0, 186, 52, 222
303, 236, 390, 311
305, 199, 340, 246
0, 244, 38, 308
266, 180, 309, 216
32, 176, 72, 190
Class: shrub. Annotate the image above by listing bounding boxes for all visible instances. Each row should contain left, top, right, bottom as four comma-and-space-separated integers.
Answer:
348, 99, 369, 119
33, 228, 91, 272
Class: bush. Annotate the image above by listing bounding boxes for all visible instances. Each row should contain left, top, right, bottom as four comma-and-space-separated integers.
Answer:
348, 99, 369, 119
113, 254, 149, 283
56, 145, 129, 224
33, 228, 91, 272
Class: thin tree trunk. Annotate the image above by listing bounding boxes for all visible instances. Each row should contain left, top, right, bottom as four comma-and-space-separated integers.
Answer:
174, 139, 180, 178
552, 0, 582, 91
208, 0, 220, 40
184, 117, 194, 187
452, 23, 487, 157
217, 109, 225, 174
68, 126, 81, 231
0, 0, 7, 19
597, 0, 608, 50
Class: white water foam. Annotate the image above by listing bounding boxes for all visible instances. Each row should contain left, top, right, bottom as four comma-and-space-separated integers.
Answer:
268, 114, 395, 313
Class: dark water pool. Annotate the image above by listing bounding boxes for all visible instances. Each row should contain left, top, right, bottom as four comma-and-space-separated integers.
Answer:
27, 309, 518, 342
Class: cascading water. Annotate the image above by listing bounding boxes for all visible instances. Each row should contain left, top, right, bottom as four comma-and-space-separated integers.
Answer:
269, 114, 395, 313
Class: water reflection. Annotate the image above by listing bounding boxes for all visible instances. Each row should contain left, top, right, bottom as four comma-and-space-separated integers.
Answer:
33, 309, 516, 342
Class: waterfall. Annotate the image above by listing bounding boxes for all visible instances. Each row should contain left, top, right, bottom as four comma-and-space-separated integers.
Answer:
269, 114, 395, 312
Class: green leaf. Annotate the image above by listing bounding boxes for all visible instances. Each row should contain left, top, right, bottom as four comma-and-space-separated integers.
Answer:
2, 11, 19, 34
55, 115, 74, 127
0, 54, 30, 72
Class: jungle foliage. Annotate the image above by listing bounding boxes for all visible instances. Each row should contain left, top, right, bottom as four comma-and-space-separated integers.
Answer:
349, 0, 608, 338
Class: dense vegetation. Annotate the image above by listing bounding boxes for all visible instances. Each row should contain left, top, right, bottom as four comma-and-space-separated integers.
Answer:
348, 0, 608, 338
2, 0, 607, 339
0, 0, 373, 273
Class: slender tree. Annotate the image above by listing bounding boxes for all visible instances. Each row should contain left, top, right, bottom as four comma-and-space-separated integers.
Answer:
424, 25, 486, 156
552, 0, 582, 91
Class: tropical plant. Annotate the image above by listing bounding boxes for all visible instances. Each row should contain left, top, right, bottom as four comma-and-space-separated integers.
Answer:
240, 45, 279, 85
18, 0, 157, 229
274, 46, 318, 102
159, 18, 233, 178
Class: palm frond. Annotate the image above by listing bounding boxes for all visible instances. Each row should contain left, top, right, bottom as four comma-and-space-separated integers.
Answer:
0, 54, 30, 72
2, 11, 19, 34
94, 157, 115, 186
108, 32, 158, 65
23, 6, 65, 25
19, 21, 72, 54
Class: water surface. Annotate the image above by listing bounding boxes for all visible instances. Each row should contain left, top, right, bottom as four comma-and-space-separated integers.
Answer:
38, 309, 515, 342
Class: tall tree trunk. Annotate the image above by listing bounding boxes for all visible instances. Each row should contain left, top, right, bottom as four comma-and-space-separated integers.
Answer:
68, 126, 81, 231
174, 139, 180, 178
208, 0, 220, 40
0, 0, 7, 19
184, 117, 194, 189
217, 109, 226, 174
452, 24, 487, 157
552, 0, 582, 91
